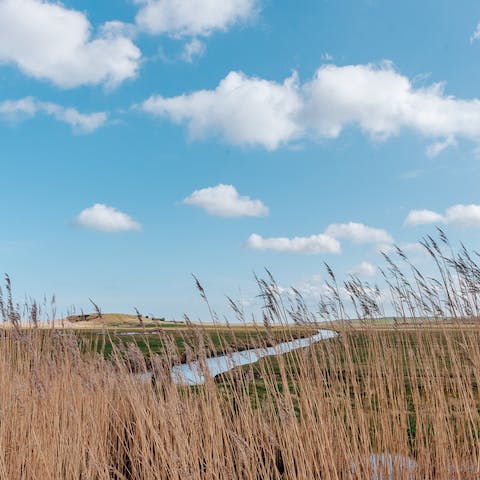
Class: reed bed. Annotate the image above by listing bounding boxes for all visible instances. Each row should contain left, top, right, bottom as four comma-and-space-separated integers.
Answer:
1, 231, 480, 479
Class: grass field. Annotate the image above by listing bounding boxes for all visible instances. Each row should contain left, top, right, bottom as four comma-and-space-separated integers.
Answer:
2, 234, 480, 478
74, 320, 318, 363
2, 322, 480, 478
10, 311, 319, 363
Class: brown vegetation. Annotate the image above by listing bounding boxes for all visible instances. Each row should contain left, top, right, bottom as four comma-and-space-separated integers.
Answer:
0, 231, 480, 478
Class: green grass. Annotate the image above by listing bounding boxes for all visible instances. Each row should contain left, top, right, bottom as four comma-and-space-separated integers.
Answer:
74, 324, 319, 361
216, 328, 480, 426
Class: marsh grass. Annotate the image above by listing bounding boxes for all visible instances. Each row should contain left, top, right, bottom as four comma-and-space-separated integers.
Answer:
1, 231, 480, 478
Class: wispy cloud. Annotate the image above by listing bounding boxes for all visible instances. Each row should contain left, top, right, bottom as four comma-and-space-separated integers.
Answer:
181, 38, 206, 62
471, 22, 480, 43
0, 97, 107, 133
348, 261, 377, 277
399, 169, 424, 180
425, 135, 457, 158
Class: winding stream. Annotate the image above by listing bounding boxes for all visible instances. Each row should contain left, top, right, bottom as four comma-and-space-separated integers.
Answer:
169, 329, 338, 386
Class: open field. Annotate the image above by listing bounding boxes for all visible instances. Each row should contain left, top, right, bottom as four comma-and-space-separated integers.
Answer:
3, 235, 480, 477
318, 317, 480, 331
72, 319, 319, 362
1, 323, 480, 478
3, 312, 319, 362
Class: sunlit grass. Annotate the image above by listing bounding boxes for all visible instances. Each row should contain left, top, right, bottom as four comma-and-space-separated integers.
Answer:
1, 232, 480, 478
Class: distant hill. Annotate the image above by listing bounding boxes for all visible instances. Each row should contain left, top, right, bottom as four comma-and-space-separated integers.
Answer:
63, 313, 169, 329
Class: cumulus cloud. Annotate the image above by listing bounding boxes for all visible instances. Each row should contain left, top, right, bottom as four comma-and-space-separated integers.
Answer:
404, 209, 445, 226
246, 221, 392, 255
183, 184, 268, 217
0, 97, 107, 133
142, 71, 302, 150
325, 222, 393, 244
348, 261, 377, 277
181, 38, 206, 62
245, 233, 341, 254
444, 204, 480, 226
142, 62, 480, 150
76, 204, 141, 232
135, 0, 257, 37
405, 204, 480, 227
0, 0, 141, 88
302, 63, 480, 142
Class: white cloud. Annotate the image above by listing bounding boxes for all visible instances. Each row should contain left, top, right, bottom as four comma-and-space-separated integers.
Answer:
245, 233, 341, 254
40, 102, 107, 133
0, 0, 141, 88
181, 38, 206, 62
142, 71, 302, 150
76, 204, 141, 232
303, 63, 480, 141
445, 204, 480, 226
284, 275, 355, 303
0, 97, 107, 133
471, 23, 480, 43
404, 209, 445, 226
405, 204, 480, 227
325, 222, 393, 244
246, 221, 392, 255
135, 0, 257, 37
425, 135, 457, 158
142, 62, 480, 150
287, 277, 331, 300
183, 184, 268, 217
348, 261, 377, 277
0, 97, 36, 118
99, 20, 137, 39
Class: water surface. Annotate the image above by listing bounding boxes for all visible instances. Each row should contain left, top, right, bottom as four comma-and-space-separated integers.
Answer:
171, 329, 338, 386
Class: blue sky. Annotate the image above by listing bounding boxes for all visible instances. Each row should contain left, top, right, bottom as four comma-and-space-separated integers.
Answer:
2, 0, 480, 320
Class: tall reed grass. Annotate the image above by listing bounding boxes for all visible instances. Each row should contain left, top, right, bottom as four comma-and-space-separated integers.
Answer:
1, 231, 480, 479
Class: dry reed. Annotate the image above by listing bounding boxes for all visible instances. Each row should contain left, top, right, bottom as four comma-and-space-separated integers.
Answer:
1, 232, 480, 479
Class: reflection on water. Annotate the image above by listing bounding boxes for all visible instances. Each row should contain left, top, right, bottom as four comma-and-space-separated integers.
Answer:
171, 329, 338, 386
